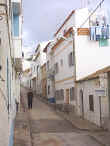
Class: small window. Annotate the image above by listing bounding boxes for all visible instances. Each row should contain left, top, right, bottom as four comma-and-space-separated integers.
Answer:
37, 65, 39, 75
55, 62, 59, 74
48, 85, 50, 95
47, 61, 49, 70
69, 31, 73, 37
68, 52, 74, 67
89, 95, 94, 112
70, 87, 74, 100
60, 59, 63, 67
13, 14, 19, 37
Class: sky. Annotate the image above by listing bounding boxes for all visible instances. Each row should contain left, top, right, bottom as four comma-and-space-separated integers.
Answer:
22, 0, 109, 50
22, 0, 110, 78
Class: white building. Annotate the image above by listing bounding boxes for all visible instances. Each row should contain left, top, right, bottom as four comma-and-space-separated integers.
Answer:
44, 8, 89, 104
21, 68, 31, 88
0, 0, 22, 145
44, 42, 55, 102
76, 66, 110, 129
31, 43, 47, 95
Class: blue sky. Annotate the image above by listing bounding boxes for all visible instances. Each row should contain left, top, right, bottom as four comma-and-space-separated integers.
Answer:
23, 0, 109, 48
22, 0, 110, 77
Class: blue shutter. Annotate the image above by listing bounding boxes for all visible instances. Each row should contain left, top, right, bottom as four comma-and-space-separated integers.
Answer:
13, 15, 19, 37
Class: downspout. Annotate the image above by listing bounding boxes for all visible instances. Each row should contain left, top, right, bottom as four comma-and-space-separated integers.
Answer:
72, 28, 77, 114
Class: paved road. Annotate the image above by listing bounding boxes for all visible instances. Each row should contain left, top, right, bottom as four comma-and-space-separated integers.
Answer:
26, 95, 102, 145
15, 87, 104, 146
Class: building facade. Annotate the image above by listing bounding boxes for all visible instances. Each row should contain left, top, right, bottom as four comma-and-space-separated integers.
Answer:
30, 43, 46, 95
44, 8, 89, 105
41, 63, 47, 98
0, 0, 22, 145
76, 66, 110, 129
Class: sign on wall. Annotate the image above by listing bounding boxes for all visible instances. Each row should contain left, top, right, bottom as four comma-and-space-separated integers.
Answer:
95, 88, 107, 97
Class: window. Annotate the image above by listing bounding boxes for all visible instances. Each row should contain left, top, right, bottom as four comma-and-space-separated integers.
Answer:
60, 89, 64, 100
47, 61, 49, 70
55, 62, 59, 74
48, 85, 50, 95
70, 87, 74, 100
55, 90, 59, 100
13, 14, 19, 37
34, 66, 36, 72
68, 52, 74, 67
55, 90, 64, 100
69, 31, 73, 37
37, 65, 39, 75
89, 95, 94, 112
60, 59, 63, 67
30, 81, 31, 88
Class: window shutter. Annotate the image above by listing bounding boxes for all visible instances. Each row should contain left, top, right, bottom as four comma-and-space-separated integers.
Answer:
72, 52, 74, 65
68, 54, 70, 66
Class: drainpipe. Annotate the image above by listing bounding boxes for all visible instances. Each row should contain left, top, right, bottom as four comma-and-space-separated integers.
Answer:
72, 28, 77, 114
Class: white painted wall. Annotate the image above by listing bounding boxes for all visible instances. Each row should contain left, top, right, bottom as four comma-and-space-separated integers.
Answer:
75, 35, 110, 80
13, 38, 22, 58
77, 75, 109, 126
55, 8, 89, 39
54, 41, 75, 82
31, 43, 47, 95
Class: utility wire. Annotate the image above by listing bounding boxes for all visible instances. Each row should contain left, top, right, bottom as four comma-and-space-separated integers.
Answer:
79, 0, 104, 28
73, 0, 105, 35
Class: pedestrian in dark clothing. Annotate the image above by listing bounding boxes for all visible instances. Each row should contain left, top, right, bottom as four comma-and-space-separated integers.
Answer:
27, 90, 33, 109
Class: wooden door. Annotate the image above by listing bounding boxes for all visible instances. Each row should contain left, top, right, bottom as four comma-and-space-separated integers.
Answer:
66, 89, 69, 104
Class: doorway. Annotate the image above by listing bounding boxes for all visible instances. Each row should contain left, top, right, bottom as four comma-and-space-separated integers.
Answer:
99, 96, 102, 127
80, 89, 84, 118
66, 89, 69, 104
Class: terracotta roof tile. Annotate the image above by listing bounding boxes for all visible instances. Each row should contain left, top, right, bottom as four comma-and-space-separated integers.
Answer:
54, 10, 75, 36
76, 66, 110, 82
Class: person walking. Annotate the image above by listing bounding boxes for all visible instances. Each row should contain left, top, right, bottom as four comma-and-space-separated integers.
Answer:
27, 89, 33, 109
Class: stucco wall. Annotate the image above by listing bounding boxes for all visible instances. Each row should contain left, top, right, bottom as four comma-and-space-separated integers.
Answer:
77, 76, 109, 126
55, 8, 89, 38
75, 34, 110, 80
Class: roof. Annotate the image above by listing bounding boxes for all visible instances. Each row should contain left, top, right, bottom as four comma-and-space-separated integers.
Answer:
35, 44, 40, 53
43, 42, 51, 52
43, 27, 73, 53
54, 10, 75, 36
76, 66, 110, 83
33, 52, 40, 61
52, 27, 73, 51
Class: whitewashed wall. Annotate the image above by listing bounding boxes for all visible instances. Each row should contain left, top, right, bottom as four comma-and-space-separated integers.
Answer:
75, 34, 110, 80
55, 8, 89, 38
77, 75, 109, 126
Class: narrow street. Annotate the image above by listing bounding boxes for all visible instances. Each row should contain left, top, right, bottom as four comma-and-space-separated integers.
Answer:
14, 87, 105, 146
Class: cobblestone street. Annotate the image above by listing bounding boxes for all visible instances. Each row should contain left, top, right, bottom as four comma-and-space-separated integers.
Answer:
14, 87, 108, 146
